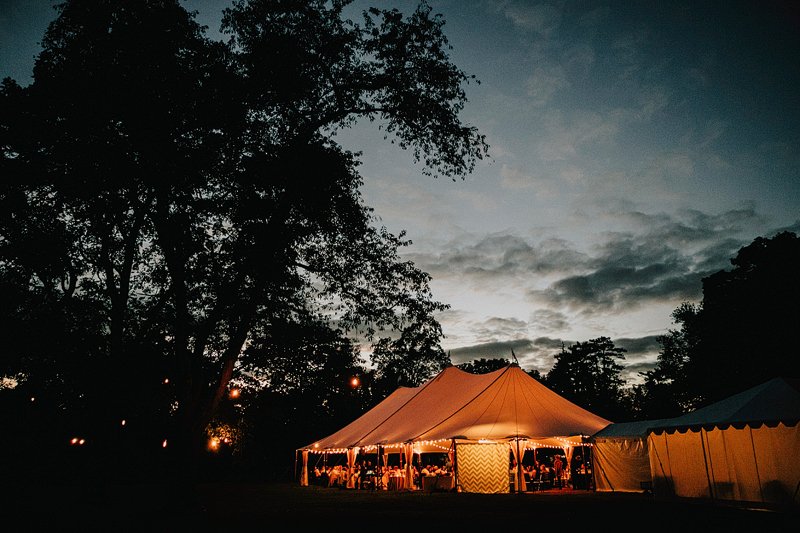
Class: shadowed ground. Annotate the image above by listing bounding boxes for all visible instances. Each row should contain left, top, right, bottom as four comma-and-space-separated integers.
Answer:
6, 481, 798, 531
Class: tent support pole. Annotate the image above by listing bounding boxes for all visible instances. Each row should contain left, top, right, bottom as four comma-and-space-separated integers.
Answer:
516, 437, 523, 494
700, 428, 714, 501
452, 438, 459, 491
748, 426, 764, 503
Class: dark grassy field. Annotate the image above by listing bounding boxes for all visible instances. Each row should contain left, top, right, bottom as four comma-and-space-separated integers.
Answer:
6, 481, 798, 531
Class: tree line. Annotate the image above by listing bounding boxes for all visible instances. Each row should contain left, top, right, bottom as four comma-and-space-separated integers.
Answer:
1, 1, 798, 485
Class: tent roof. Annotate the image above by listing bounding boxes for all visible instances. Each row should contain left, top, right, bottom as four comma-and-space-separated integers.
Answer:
301, 364, 611, 453
591, 418, 672, 439
648, 377, 800, 434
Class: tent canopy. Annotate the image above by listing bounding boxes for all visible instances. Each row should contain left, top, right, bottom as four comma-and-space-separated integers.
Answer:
301, 364, 611, 453
649, 377, 800, 434
592, 419, 674, 439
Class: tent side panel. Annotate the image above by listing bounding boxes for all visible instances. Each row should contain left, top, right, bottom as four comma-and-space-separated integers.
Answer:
705, 426, 759, 502
593, 437, 650, 492
456, 443, 510, 494
751, 423, 800, 506
649, 430, 710, 499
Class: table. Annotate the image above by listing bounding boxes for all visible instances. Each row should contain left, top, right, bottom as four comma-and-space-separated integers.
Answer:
388, 476, 406, 491
422, 475, 454, 492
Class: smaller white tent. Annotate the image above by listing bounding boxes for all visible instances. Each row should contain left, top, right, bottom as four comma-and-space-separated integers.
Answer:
592, 377, 800, 507
592, 419, 672, 493
648, 377, 800, 507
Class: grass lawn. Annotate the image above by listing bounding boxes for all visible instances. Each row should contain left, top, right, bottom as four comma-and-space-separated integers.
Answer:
6, 481, 797, 531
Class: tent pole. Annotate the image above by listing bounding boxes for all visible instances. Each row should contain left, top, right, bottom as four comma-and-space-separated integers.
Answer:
452, 438, 459, 491
515, 437, 523, 494
377, 445, 383, 490
699, 428, 714, 501
748, 426, 765, 503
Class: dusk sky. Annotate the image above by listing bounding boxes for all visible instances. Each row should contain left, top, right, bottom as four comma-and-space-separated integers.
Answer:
3, 1, 799, 386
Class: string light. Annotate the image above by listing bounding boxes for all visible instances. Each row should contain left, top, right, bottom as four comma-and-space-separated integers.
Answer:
305, 436, 594, 454
121, 419, 126, 426
229, 388, 240, 399
307, 438, 453, 454
162, 439, 168, 448
163, 378, 169, 384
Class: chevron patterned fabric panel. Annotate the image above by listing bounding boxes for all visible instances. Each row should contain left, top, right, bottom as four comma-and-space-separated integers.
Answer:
457, 443, 510, 494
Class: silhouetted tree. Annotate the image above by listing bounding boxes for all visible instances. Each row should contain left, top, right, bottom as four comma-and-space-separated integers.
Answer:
370, 319, 451, 394
457, 357, 511, 374
544, 337, 628, 421
695, 231, 800, 400
0, 0, 487, 480
632, 303, 703, 419
636, 231, 800, 413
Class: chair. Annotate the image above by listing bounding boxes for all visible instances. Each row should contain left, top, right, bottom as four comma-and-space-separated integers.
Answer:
360, 471, 376, 490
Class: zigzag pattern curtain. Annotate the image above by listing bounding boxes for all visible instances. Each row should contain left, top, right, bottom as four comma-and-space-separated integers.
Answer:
457, 443, 509, 493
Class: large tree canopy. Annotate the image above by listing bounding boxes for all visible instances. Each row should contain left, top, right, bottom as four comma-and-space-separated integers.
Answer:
636, 231, 800, 415
544, 337, 627, 421
0, 0, 487, 480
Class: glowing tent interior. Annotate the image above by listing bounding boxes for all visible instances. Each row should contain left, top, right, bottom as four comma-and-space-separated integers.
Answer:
297, 363, 612, 493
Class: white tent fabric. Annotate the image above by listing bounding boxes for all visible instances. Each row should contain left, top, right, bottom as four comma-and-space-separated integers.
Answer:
591, 377, 800, 507
302, 364, 611, 453
299, 364, 612, 491
592, 419, 673, 493
300, 449, 309, 486
649, 423, 800, 505
646, 377, 800, 507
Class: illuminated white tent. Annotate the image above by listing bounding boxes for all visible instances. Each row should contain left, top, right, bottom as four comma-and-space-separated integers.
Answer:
647, 377, 800, 507
297, 364, 611, 493
592, 377, 800, 507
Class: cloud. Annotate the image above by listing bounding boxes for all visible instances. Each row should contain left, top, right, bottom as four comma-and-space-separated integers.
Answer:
534, 109, 621, 161
448, 335, 567, 374
408, 233, 588, 288
500, 1, 562, 38
529, 308, 569, 332
525, 65, 570, 107
530, 209, 753, 312
413, 207, 765, 330
614, 335, 662, 384
447, 339, 530, 365
447, 334, 659, 385
473, 316, 529, 342
448, 335, 661, 385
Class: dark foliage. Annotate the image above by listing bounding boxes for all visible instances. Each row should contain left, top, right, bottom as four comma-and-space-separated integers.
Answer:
0, 0, 487, 483
635, 231, 800, 415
